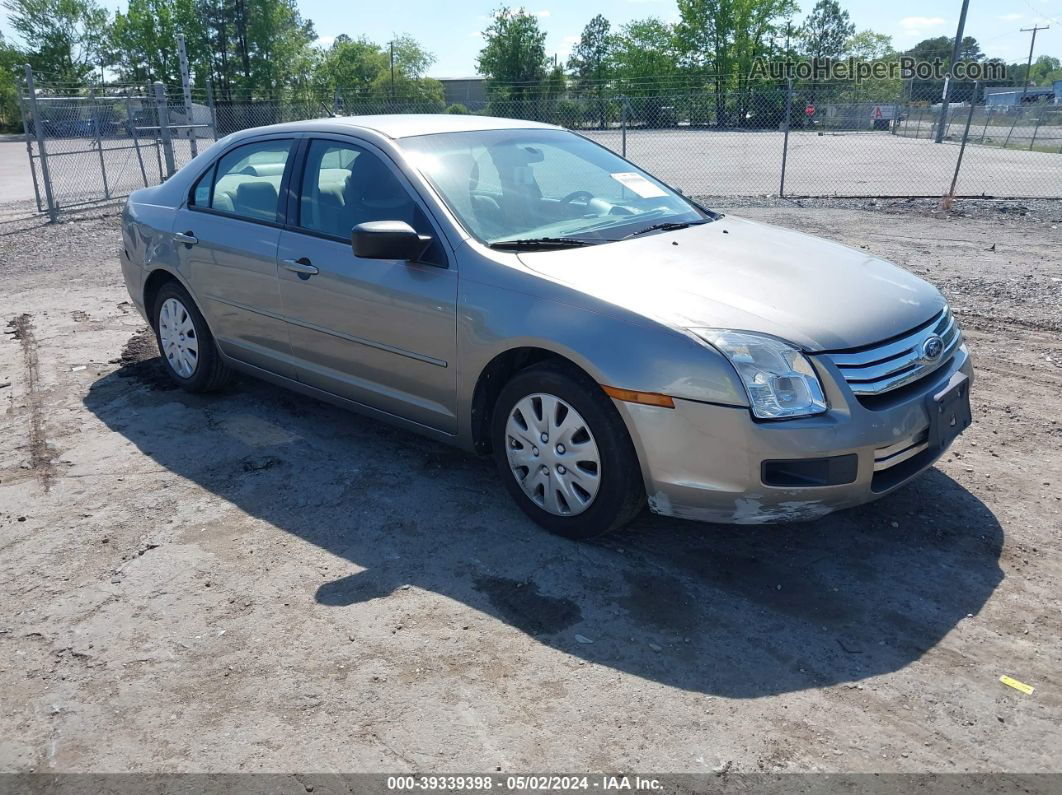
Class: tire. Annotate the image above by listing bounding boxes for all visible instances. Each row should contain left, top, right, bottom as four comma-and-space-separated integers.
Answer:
491, 360, 645, 539
151, 281, 232, 392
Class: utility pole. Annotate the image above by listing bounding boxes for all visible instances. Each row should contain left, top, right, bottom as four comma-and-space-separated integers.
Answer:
1019, 24, 1050, 103
935, 0, 971, 143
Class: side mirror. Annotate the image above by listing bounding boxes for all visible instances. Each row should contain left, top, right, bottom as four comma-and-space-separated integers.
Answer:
351, 221, 432, 261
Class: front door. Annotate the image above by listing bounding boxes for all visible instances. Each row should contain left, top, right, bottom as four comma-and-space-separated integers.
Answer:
277, 137, 458, 433
175, 136, 296, 378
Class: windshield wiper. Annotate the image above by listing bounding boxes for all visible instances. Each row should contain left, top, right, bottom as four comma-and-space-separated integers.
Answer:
488, 237, 593, 251
624, 220, 707, 239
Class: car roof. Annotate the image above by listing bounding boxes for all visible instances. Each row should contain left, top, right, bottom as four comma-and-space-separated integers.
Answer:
247, 114, 561, 140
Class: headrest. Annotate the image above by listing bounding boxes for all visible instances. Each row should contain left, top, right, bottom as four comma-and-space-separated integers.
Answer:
234, 181, 278, 220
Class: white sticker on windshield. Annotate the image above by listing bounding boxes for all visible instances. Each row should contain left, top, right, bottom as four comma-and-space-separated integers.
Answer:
610, 171, 667, 198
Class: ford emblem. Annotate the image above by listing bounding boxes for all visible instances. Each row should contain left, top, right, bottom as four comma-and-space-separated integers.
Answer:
922, 335, 944, 362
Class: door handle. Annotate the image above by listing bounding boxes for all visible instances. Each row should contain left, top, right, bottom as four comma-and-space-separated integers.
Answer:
282, 257, 319, 276
174, 231, 197, 246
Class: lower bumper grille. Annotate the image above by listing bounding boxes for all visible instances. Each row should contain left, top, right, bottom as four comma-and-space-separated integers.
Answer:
873, 430, 929, 472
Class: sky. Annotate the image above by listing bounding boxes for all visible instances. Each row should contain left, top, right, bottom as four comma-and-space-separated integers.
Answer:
3, 0, 1062, 77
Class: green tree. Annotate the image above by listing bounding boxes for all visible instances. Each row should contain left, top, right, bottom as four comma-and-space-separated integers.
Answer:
1016, 54, 1061, 86
1, 32, 20, 131
476, 7, 548, 103
611, 18, 680, 93
905, 36, 983, 102
313, 33, 442, 109
568, 13, 612, 126
958, 36, 983, 63
610, 18, 682, 124
3, 0, 110, 85
676, 0, 795, 126
799, 0, 854, 60
316, 35, 387, 95
846, 30, 893, 61
195, 0, 316, 101
245, 0, 316, 99
390, 34, 435, 80
109, 0, 207, 85
371, 35, 442, 106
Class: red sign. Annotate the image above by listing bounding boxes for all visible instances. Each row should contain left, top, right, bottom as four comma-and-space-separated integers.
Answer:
805, 103, 815, 117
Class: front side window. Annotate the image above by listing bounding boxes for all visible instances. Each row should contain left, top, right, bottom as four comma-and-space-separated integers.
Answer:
192, 139, 293, 223
399, 128, 708, 246
297, 139, 445, 265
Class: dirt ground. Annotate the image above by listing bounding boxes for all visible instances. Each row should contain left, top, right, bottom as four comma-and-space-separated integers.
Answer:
0, 198, 1059, 775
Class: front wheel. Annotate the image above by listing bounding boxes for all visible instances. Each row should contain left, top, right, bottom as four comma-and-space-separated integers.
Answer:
491, 361, 645, 539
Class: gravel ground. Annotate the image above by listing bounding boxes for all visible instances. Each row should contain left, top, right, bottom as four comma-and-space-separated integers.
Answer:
0, 199, 1060, 775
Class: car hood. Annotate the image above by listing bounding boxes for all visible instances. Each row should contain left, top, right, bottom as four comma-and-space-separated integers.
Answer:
518, 215, 944, 351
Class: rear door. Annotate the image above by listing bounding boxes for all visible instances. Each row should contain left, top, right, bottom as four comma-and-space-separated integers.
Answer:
276, 136, 458, 432
174, 136, 297, 377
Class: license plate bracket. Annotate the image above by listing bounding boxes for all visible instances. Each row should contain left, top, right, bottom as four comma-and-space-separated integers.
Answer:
926, 372, 972, 454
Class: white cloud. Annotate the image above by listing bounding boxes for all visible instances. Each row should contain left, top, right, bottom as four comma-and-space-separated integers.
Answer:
998, 13, 1023, 21
561, 34, 580, 47
896, 15, 947, 39
899, 16, 946, 31
314, 35, 336, 48
535, 9, 551, 17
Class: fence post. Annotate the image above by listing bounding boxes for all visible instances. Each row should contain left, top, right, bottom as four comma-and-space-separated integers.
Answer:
621, 97, 627, 158
24, 65, 58, 222
16, 74, 44, 213
88, 87, 111, 200
1028, 103, 1047, 151
779, 78, 793, 198
946, 82, 978, 201
177, 34, 198, 158
1002, 105, 1023, 149
124, 95, 149, 187
154, 82, 176, 178
206, 78, 218, 141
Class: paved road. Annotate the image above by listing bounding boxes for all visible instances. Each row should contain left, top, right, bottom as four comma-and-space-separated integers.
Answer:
0, 141, 38, 205
3, 129, 1060, 214
583, 128, 1062, 198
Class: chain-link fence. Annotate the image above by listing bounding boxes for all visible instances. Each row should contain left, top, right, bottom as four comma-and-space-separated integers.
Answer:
18, 68, 1062, 220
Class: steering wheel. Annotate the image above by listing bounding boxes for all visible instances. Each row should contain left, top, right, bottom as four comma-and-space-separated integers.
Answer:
560, 190, 594, 205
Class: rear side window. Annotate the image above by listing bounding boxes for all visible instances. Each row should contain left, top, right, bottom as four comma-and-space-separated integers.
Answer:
191, 139, 293, 223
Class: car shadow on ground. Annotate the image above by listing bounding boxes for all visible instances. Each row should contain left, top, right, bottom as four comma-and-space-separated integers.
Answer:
84, 345, 1004, 699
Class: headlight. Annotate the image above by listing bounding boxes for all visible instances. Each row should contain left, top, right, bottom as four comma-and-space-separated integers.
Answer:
694, 330, 828, 419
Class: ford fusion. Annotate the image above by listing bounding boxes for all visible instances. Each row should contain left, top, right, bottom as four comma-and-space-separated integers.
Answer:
119, 115, 972, 538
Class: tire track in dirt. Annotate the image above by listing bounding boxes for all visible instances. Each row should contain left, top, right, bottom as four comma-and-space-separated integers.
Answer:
7, 312, 55, 491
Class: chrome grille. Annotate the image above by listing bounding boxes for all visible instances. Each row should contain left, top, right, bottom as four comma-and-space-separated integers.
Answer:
821, 309, 961, 397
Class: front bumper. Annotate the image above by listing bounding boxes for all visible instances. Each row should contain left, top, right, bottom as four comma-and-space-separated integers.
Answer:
614, 344, 973, 524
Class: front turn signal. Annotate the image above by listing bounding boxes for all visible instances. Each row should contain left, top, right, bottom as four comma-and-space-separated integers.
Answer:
601, 385, 675, 408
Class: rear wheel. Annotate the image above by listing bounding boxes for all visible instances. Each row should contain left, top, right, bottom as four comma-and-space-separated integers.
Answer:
491, 361, 645, 539
152, 281, 232, 392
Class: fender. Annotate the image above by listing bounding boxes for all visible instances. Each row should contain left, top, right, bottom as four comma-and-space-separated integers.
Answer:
454, 243, 749, 450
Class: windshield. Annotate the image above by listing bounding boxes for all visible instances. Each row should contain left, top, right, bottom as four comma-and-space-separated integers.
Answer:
398, 128, 708, 246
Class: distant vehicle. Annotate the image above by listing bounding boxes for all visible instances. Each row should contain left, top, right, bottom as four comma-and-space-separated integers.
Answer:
119, 115, 972, 537
40, 117, 118, 139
